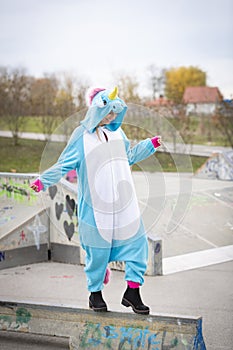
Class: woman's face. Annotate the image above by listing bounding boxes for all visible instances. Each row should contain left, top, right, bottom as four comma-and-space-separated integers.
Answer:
99, 111, 117, 126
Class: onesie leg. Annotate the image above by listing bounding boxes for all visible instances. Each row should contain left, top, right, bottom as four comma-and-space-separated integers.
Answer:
82, 245, 111, 292
110, 235, 148, 285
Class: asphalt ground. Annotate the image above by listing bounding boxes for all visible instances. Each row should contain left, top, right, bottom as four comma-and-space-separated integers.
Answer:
0, 260, 232, 350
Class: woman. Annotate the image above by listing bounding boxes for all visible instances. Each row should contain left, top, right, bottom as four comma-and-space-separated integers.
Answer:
31, 87, 161, 314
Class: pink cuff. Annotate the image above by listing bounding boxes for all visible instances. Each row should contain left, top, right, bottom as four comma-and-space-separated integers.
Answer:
127, 281, 140, 289
31, 179, 44, 192
151, 136, 161, 149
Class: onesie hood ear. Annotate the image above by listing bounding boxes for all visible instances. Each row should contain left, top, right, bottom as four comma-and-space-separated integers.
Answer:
81, 87, 127, 133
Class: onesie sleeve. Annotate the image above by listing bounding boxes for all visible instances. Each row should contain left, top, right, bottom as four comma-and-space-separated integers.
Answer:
39, 127, 82, 190
120, 129, 156, 166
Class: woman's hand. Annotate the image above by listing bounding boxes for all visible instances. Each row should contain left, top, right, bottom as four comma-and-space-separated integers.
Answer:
151, 136, 162, 149
30, 179, 44, 192
30, 183, 39, 192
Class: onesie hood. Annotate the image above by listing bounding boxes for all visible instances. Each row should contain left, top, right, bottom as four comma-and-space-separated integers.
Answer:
81, 87, 127, 133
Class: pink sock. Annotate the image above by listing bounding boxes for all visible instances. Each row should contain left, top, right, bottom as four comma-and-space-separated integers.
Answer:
104, 267, 111, 285
127, 281, 140, 289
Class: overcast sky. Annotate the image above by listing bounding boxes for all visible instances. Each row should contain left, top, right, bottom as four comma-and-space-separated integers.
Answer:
0, 0, 232, 98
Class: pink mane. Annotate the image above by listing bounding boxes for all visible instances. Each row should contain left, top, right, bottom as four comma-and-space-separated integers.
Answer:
89, 88, 106, 105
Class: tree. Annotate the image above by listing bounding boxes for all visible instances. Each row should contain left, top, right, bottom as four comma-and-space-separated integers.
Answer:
54, 73, 89, 139
147, 64, 166, 100
0, 66, 32, 145
165, 66, 206, 104
116, 74, 141, 103
55, 89, 75, 120
213, 101, 233, 148
31, 75, 58, 139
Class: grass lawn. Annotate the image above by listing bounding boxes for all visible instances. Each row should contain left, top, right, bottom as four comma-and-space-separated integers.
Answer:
0, 137, 207, 173
0, 115, 231, 146
0, 137, 64, 173
0, 116, 62, 133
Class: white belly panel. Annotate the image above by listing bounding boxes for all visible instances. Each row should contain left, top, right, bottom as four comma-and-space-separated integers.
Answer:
83, 128, 141, 242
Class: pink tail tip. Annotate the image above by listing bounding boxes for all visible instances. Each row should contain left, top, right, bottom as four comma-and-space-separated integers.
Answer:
104, 267, 111, 285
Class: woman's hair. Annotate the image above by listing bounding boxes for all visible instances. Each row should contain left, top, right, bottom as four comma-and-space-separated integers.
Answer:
96, 127, 101, 141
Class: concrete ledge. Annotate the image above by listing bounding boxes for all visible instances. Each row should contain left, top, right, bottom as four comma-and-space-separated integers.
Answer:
0, 301, 206, 349
0, 331, 69, 350
0, 244, 48, 270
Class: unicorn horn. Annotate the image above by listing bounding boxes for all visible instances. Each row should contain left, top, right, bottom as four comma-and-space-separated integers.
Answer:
108, 86, 118, 100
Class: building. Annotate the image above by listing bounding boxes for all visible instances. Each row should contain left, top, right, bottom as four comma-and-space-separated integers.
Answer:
183, 86, 223, 115
146, 95, 173, 108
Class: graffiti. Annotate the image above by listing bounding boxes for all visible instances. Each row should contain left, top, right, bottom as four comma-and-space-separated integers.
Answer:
0, 215, 16, 226
74, 322, 193, 350
18, 230, 27, 246
0, 251, 5, 262
154, 242, 161, 254
187, 194, 212, 209
63, 220, 75, 241
1, 183, 28, 196
49, 185, 57, 200
196, 151, 233, 181
66, 194, 76, 219
20, 231, 26, 240
27, 215, 47, 250
0, 205, 16, 226
16, 307, 31, 324
55, 202, 64, 220
0, 206, 13, 211
0, 179, 37, 203
0, 307, 31, 332
47, 184, 78, 242
0, 305, 206, 350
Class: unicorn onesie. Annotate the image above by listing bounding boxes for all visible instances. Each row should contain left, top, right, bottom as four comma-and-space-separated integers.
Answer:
31, 87, 161, 314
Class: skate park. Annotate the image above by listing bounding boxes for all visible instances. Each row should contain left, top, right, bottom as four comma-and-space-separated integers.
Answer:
1, 0, 233, 348
0, 161, 232, 349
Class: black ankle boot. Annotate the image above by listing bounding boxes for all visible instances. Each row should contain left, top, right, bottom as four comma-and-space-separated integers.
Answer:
89, 291, 107, 312
121, 286, 150, 315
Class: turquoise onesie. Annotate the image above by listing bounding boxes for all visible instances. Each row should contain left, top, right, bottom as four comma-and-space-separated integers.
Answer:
39, 88, 157, 292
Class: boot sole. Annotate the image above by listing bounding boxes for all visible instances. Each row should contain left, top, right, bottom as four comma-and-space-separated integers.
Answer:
89, 301, 108, 312
121, 298, 150, 315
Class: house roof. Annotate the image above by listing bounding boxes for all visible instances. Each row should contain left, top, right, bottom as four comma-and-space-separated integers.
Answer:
183, 86, 223, 104
146, 95, 173, 107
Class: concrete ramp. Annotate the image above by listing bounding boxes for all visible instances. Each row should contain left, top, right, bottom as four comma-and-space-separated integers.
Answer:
195, 150, 233, 180
0, 301, 206, 350
0, 173, 49, 269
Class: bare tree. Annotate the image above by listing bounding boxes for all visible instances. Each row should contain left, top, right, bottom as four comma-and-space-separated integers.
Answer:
115, 74, 141, 103
55, 76, 75, 118
213, 101, 233, 148
147, 64, 166, 100
31, 75, 58, 139
0, 66, 32, 145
